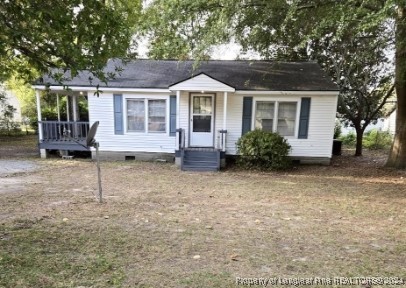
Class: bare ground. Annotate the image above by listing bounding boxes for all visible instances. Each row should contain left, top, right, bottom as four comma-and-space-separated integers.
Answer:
0, 137, 405, 288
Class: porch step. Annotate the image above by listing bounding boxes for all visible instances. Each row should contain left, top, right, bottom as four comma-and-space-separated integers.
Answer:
182, 149, 220, 171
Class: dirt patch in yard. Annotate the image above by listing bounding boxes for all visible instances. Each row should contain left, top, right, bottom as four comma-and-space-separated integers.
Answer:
0, 138, 405, 287
0, 135, 38, 158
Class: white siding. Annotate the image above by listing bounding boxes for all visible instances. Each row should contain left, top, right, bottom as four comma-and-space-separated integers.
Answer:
88, 90, 338, 158
170, 74, 235, 92
225, 94, 338, 158
225, 93, 242, 153
88, 92, 176, 153
289, 95, 338, 157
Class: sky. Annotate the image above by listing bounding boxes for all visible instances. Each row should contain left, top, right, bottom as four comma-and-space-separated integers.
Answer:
137, 37, 260, 60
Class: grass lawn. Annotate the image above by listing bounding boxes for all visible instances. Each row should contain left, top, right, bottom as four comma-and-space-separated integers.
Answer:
0, 137, 405, 287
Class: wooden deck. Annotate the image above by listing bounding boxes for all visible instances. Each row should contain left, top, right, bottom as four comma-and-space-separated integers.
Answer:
38, 121, 90, 151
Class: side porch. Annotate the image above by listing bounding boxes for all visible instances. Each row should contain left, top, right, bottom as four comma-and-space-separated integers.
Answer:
35, 89, 90, 157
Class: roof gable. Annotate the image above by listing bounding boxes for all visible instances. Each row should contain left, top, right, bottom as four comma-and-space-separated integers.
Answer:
169, 73, 235, 92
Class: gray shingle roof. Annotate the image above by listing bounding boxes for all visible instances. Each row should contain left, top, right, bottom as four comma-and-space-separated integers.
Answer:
36, 59, 339, 91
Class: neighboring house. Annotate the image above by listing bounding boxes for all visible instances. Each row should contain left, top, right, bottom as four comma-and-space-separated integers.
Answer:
383, 109, 396, 135
340, 109, 397, 136
33, 60, 339, 171
0, 84, 22, 122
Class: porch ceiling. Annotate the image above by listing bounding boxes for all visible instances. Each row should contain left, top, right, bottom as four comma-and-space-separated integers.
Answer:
35, 89, 87, 97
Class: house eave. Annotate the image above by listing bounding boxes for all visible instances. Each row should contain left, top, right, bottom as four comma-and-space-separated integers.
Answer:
32, 85, 171, 93
234, 90, 339, 96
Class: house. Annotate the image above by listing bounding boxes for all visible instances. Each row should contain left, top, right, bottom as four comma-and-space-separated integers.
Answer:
33, 59, 339, 171
383, 108, 396, 136
0, 84, 22, 122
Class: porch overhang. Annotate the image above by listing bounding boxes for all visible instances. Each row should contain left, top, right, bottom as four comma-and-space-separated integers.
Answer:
169, 73, 235, 92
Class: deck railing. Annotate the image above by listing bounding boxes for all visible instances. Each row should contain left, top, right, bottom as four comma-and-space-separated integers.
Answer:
39, 121, 90, 142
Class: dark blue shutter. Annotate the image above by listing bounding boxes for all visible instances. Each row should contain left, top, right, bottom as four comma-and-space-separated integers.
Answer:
113, 94, 124, 135
241, 97, 253, 135
169, 95, 176, 136
298, 97, 311, 139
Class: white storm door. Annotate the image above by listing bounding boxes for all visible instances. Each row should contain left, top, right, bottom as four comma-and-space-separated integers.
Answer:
190, 94, 214, 147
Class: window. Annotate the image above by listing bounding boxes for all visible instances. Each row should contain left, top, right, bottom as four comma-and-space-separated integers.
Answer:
148, 99, 166, 132
127, 99, 145, 132
255, 102, 275, 131
254, 101, 297, 136
277, 102, 297, 136
127, 99, 166, 133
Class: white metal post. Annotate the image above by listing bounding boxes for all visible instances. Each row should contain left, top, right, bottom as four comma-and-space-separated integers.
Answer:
95, 142, 103, 203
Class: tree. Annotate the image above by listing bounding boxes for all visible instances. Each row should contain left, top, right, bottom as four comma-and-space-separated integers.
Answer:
6, 75, 37, 124
311, 31, 395, 156
0, 0, 141, 83
144, 0, 406, 168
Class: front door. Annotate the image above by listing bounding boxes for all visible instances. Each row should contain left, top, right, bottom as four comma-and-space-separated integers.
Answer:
190, 94, 214, 147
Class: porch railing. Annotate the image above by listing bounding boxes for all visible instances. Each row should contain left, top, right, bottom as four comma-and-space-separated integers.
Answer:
176, 128, 185, 150
176, 128, 185, 170
39, 121, 90, 142
218, 129, 227, 152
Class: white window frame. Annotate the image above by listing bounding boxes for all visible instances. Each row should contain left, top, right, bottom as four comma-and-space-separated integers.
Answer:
125, 95, 169, 134
252, 97, 300, 138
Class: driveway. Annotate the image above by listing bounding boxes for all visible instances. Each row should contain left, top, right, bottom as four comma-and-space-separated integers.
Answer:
0, 160, 38, 176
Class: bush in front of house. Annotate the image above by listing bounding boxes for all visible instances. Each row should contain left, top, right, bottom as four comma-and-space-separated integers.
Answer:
236, 129, 292, 170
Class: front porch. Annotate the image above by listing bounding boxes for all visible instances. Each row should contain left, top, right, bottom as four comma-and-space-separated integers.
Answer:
175, 128, 227, 171
35, 89, 90, 157
170, 74, 234, 171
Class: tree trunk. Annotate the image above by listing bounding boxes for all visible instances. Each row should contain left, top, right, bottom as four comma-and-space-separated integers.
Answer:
355, 127, 364, 156
386, 5, 406, 169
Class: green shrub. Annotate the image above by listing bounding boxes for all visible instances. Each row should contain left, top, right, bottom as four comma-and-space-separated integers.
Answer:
236, 129, 292, 170
363, 129, 393, 150
334, 121, 342, 139
340, 132, 356, 147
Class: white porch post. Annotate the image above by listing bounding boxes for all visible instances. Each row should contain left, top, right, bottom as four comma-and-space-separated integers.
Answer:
72, 95, 78, 121
36, 90, 43, 140
36, 90, 47, 158
222, 91, 228, 151
56, 93, 61, 122
66, 95, 70, 122
176, 90, 181, 150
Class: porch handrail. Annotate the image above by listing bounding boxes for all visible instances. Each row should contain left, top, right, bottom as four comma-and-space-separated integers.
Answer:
176, 128, 185, 150
38, 121, 90, 142
218, 129, 227, 152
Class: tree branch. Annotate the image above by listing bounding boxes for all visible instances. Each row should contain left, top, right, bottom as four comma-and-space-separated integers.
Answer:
369, 83, 396, 120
